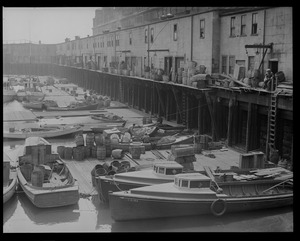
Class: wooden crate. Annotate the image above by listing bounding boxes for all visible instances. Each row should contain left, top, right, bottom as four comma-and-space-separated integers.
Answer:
239, 153, 255, 169
171, 145, 194, 158
253, 151, 265, 168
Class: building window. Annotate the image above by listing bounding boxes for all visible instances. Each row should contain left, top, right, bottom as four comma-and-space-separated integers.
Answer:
229, 56, 235, 75
129, 32, 132, 45
150, 28, 154, 43
111, 36, 114, 47
145, 29, 148, 43
241, 15, 246, 36
173, 24, 177, 41
221, 55, 228, 74
251, 13, 258, 35
230, 17, 236, 37
200, 19, 205, 38
248, 56, 255, 72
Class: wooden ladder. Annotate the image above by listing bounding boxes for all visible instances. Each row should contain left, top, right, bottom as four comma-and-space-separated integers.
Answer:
266, 90, 282, 154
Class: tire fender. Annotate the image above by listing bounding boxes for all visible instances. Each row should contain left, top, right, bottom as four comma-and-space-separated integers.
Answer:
210, 199, 227, 216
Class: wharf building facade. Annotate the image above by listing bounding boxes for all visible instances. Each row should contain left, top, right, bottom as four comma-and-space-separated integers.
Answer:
3, 7, 293, 166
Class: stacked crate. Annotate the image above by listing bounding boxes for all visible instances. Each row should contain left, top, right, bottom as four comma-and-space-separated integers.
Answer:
167, 144, 196, 171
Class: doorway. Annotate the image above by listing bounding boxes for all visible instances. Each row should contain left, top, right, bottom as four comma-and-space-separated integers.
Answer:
269, 60, 278, 74
164, 57, 173, 75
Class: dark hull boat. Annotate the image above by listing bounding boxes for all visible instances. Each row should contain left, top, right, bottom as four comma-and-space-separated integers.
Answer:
109, 172, 293, 221
3, 153, 18, 204
47, 102, 100, 111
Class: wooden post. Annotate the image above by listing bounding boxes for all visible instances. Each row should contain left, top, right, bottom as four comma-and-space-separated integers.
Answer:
198, 98, 203, 135
137, 83, 140, 110
227, 98, 234, 146
166, 90, 170, 121
245, 102, 252, 152
144, 85, 147, 113
186, 94, 190, 129
171, 86, 183, 123
131, 84, 135, 108
155, 84, 165, 115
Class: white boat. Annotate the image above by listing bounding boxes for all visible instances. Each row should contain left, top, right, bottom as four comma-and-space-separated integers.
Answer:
3, 153, 18, 204
4, 125, 82, 140
16, 137, 80, 208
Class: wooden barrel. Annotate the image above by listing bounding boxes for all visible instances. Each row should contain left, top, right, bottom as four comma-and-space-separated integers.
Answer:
96, 146, 106, 160
75, 134, 84, 147
193, 143, 202, 154
129, 145, 142, 159
95, 133, 105, 146
91, 166, 106, 187
57, 146, 65, 158
104, 99, 111, 107
31, 167, 44, 187
91, 145, 97, 158
73, 146, 84, 161
111, 149, 124, 159
97, 100, 104, 108
64, 147, 73, 160
84, 146, 91, 158
142, 117, 152, 124
111, 160, 121, 172
9, 127, 15, 133
86, 133, 95, 146
120, 161, 131, 170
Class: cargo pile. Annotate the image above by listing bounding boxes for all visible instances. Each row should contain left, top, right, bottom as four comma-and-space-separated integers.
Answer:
167, 144, 196, 171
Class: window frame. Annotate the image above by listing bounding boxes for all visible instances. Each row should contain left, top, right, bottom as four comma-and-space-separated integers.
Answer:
221, 55, 228, 74
230, 16, 236, 37
200, 19, 205, 39
251, 13, 258, 35
145, 29, 148, 43
150, 27, 154, 43
240, 15, 246, 36
229, 55, 235, 75
129, 32, 132, 45
173, 23, 178, 41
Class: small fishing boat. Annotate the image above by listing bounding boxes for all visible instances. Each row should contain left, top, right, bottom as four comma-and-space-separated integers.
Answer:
109, 172, 293, 221
3, 125, 82, 140
91, 113, 126, 124
97, 161, 184, 203
154, 135, 194, 149
3, 153, 18, 204
22, 100, 58, 110
90, 122, 127, 133
47, 102, 100, 111
3, 81, 17, 103
16, 137, 80, 208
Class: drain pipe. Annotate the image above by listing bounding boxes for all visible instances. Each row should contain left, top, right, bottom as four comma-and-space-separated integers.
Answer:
262, 9, 266, 74
190, 15, 194, 61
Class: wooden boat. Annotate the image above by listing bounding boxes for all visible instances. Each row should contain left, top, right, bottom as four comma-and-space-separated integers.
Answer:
22, 100, 58, 110
3, 153, 18, 204
90, 122, 127, 133
154, 135, 194, 149
3, 125, 82, 140
91, 113, 126, 124
47, 102, 100, 111
16, 137, 80, 208
97, 161, 184, 203
109, 172, 293, 221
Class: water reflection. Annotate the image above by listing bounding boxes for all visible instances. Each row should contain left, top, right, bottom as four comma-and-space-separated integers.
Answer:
110, 206, 293, 232
19, 193, 80, 225
3, 194, 18, 225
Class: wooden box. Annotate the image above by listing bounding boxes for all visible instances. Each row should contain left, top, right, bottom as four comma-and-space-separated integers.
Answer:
171, 145, 194, 158
239, 153, 255, 169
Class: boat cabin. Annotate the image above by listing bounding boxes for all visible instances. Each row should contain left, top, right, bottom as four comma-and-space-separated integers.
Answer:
153, 161, 183, 176
174, 173, 212, 189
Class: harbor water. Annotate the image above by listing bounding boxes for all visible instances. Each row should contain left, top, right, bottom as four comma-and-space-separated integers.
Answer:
3, 80, 293, 233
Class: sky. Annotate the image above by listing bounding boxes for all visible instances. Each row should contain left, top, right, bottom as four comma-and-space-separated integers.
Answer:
3, 7, 100, 44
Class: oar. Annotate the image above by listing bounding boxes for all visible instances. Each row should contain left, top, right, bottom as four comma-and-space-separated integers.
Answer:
262, 178, 293, 193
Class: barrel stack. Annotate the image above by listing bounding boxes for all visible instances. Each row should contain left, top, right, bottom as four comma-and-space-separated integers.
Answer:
167, 144, 196, 171
73, 133, 85, 161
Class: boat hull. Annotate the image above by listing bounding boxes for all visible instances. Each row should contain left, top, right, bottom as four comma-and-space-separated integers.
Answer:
3, 172, 18, 204
97, 176, 152, 203
22, 102, 44, 110
47, 103, 99, 111
17, 169, 79, 208
3, 126, 81, 140
109, 192, 293, 221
